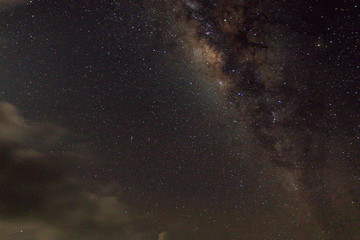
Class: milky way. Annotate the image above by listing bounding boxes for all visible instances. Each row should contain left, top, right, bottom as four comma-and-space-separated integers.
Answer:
173, 0, 360, 238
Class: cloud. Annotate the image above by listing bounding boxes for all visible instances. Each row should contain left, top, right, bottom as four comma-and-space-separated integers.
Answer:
0, 102, 159, 240
158, 232, 169, 240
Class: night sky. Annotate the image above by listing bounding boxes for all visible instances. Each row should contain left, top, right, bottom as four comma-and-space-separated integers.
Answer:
0, 0, 359, 239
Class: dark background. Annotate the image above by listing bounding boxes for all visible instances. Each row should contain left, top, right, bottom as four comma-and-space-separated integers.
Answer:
0, 0, 359, 239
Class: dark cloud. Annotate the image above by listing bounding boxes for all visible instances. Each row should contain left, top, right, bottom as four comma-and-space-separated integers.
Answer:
0, 102, 160, 240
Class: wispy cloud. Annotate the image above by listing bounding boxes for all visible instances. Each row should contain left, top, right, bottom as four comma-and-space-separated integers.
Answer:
0, 102, 160, 239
